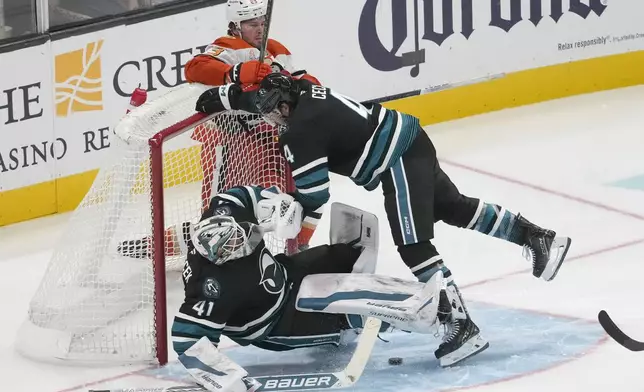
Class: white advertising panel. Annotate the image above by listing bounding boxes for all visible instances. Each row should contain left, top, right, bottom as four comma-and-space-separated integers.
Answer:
2, 0, 644, 193
50, 6, 228, 178
0, 42, 55, 192
272, 0, 644, 100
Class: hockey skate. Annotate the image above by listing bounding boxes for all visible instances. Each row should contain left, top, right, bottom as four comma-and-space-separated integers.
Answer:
517, 214, 572, 281
434, 286, 489, 367
117, 236, 151, 259
117, 221, 191, 259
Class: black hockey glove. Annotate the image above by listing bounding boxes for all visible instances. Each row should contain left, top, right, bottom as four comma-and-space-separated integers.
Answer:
196, 84, 242, 115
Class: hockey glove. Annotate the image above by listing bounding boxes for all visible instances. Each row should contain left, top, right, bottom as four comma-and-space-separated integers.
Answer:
196, 84, 242, 115
257, 187, 303, 240
227, 60, 272, 85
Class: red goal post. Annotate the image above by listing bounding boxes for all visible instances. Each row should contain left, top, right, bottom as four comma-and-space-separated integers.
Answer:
16, 83, 297, 365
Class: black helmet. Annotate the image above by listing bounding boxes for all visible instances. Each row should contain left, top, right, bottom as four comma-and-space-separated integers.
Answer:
255, 72, 299, 115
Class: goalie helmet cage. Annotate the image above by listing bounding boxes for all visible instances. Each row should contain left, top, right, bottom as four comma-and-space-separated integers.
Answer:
15, 83, 297, 366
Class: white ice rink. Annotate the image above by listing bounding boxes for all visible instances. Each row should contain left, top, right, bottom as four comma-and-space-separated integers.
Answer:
1, 85, 644, 391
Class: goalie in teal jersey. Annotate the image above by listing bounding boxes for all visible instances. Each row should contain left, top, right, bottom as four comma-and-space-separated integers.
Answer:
171, 185, 444, 392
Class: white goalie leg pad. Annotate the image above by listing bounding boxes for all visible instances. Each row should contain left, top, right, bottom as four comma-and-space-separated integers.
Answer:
295, 271, 442, 334
180, 336, 260, 392
329, 202, 379, 274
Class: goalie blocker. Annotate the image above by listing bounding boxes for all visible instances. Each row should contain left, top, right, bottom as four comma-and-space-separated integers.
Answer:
171, 187, 443, 392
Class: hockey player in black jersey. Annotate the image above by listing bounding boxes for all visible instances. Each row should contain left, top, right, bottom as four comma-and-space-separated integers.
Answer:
171, 185, 443, 392
195, 73, 572, 367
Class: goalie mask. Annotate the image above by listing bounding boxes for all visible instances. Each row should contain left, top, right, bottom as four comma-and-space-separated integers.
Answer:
255, 72, 299, 126
190, 215, 253, 265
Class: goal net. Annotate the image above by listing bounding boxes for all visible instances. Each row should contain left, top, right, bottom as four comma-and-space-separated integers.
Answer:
15, 83, 296, 365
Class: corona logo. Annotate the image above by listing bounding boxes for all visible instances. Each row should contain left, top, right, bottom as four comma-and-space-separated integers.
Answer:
359, 0, 607, 77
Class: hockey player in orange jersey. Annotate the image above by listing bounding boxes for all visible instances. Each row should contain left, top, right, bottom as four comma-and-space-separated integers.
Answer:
188, 0, 321, 250
117, 0, 320, 260
184, 0, 320, 87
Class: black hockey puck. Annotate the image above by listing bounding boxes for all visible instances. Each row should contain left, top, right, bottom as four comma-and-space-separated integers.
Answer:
388, 357, 403, 365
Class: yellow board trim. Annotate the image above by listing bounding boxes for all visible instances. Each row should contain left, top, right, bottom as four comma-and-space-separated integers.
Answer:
2, 50, 644, 227
0, 180, 57, 226
382, 50, 644, 125
56, 169, 99, 213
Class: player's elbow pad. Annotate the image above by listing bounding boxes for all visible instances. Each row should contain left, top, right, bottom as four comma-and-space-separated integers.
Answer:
185, 56, 228, 85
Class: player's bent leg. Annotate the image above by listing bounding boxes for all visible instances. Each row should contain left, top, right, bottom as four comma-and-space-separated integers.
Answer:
259, 292, 352, 351
381, 132, 438, 249
259, 244, 361, 352
466, 202, 572, 281
398, 241, 489, 366
379, 134, 489, 365
433, 167, 572, 281
295, 271, 443, 335
279, 243, 361, 283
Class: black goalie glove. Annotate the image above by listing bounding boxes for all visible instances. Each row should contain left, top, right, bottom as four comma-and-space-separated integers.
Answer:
196, 84, 242, 115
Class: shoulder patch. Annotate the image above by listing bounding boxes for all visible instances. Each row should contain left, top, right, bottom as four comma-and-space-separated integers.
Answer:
203, 277, 221, 299
207, 47, 225, 57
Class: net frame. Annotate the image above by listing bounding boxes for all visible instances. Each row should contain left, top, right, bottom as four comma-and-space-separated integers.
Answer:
152, 111, 297, 364
16, 83, 297, 366
150, 112, 208, 365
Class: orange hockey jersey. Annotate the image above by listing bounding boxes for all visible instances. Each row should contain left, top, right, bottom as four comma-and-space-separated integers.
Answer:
185, 36, 320, 86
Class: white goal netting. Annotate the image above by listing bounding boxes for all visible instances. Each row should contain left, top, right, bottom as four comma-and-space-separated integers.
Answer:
15, 83, 295, 365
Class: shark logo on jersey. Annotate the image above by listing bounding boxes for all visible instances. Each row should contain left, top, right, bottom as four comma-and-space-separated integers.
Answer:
203, 277, 221, 299
259, 250, 285, 295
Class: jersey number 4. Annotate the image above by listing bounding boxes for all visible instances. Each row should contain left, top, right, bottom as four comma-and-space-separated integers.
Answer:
311, 85, 370, 120
333, 91, 370, 120
283, 145, 295, 164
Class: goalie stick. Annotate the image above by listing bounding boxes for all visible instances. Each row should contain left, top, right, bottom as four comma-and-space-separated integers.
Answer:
89, 317, 382, 392
598, 310, 644, 352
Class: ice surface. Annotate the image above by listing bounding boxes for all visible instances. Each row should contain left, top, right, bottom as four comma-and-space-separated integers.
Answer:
1, 86, 644, 392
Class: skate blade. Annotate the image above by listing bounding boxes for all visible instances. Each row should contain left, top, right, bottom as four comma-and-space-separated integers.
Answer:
541, 236, 572, 282
438, 334, 489, 367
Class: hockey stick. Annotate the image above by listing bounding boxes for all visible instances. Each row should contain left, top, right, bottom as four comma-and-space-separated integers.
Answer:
257, 0, 275, 62
362, 72, 506, 105
598, 310, 644, 351
90, 318, 381, 392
